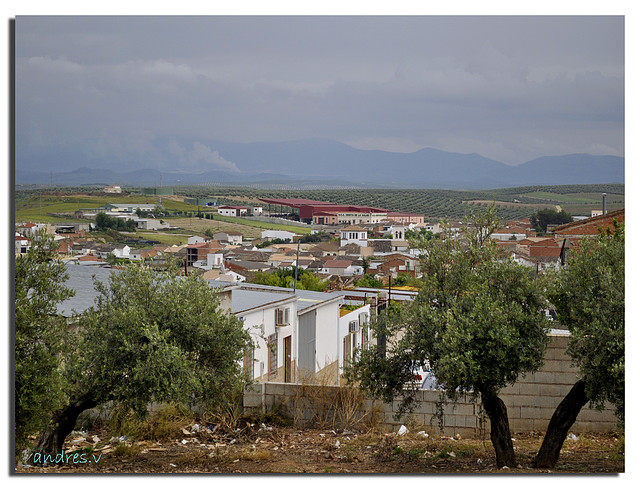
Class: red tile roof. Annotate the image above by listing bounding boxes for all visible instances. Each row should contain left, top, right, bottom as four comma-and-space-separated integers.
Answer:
553, 209, 624, 237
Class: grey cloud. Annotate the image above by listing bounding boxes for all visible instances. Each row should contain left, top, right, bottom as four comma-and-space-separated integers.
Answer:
15, 16, 624, 167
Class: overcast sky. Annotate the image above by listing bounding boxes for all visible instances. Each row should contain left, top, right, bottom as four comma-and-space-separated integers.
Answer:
15, 15, 624, 171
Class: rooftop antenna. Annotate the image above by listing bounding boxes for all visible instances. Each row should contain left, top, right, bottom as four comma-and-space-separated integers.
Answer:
602, 193, 607, 215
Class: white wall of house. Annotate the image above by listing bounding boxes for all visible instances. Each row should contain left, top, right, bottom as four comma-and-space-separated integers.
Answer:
389, 225, 407, 240
338, 305, 371, 375
207, 252, 224, 267
188, 235, 209, 245
136, 219, 169, 231
308, 300, 343, 376
112, 245, 131, 258
261, 230, 297, 241
252, 206, 263, 215
213, 232, 242, 245
490, 232, 527, 242
218, 208, 235, 217
340, 229, 368, 247
239, 301, 296, 381
128, 250, 142, 261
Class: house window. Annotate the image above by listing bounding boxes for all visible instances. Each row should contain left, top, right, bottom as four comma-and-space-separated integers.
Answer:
268, 334, 278, 376
243, 346, 254, 379
275, 307, 290, 326
343, 334, 353, 367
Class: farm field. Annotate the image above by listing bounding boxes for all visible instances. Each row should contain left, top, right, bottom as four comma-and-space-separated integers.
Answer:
15, 183, 624, 226
165, 217, 264, 240
176, 183, 624, 221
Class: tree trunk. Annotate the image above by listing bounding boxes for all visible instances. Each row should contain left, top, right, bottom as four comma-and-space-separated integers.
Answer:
33, 393, 97, 464
481, 389, 517, 467
532, 380, 588, 469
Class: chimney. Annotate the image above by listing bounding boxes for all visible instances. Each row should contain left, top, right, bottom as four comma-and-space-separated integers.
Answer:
602, 193, 607, 215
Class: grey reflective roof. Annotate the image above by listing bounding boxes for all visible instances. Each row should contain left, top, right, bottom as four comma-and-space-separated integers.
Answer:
230, 289, 295, 315
57, 263, 117, 317
231, 283, 342, 315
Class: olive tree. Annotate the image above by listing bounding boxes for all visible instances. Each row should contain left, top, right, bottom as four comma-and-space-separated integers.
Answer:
533, 221, 624, 468
34, 263, 252, 459
14, 234, 74, 457
347, 210, 550, 467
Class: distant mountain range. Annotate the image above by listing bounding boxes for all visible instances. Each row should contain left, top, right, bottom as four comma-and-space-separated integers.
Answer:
15, 139, 624, 189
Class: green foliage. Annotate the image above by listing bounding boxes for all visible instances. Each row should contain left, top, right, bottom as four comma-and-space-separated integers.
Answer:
347, 207, 550, 409
70, 265, 252, 415
252, 267, 329, 291
549, 221, 624, 420
353, 274, 385, 288
256, 237, 291, 248
14, 234, 74, 454
405, 227, 436, 242
530, 208, 573, 233
390, 273, 422, 288
298, 233, 325, 243
95, 212, 136, 232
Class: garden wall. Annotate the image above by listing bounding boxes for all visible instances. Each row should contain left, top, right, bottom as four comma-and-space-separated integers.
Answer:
242, 333, 618, 436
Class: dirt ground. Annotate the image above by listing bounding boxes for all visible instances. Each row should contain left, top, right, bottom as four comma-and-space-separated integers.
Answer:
15, 424, 624, 474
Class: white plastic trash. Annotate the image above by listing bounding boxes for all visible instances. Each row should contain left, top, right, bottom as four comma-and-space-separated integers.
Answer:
398, 425, 408, 435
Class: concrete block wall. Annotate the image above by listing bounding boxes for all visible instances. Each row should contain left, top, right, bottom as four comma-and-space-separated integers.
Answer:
500, 334, 618, 433
243, 334, 619, 436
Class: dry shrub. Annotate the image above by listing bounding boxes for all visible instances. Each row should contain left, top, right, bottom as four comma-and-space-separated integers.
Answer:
292, 371, 383, 431
113, 442, 141, 461
110, 403, 191, 441
374, 435, 398, 462
361, 401, 384, 433
334, 387, 366, 431
239, 448, 271, 461
174, 449, 227, 470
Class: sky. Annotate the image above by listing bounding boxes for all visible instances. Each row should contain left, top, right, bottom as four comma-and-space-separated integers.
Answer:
14, 14, 624, 173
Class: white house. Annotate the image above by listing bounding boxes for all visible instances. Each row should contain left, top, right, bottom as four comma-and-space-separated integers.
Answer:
218, 206, 249, 217
261, 230, 297, 241
213, 231, 243, 245
207, 252, 224, 268
338, 305, 371, 376
136, 219, 169, 231
340, 226, 368, 247
388, 225, 408, 241
320, 259, 361, 276
215, 283, 344, 384
15, 234, 31, 253
187, 235, 210, 245
252, 206, 263, 216
112, 245, 131, 259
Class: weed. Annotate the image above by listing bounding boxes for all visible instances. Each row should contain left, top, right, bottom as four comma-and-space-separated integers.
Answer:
612, 434, 625, 461
109, 403, 192, 441
406, 447, 424, 460
324, 466, 333, 473
113, 443, 141, 461
392, 446, 403, 456
374, 435, 398, 462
